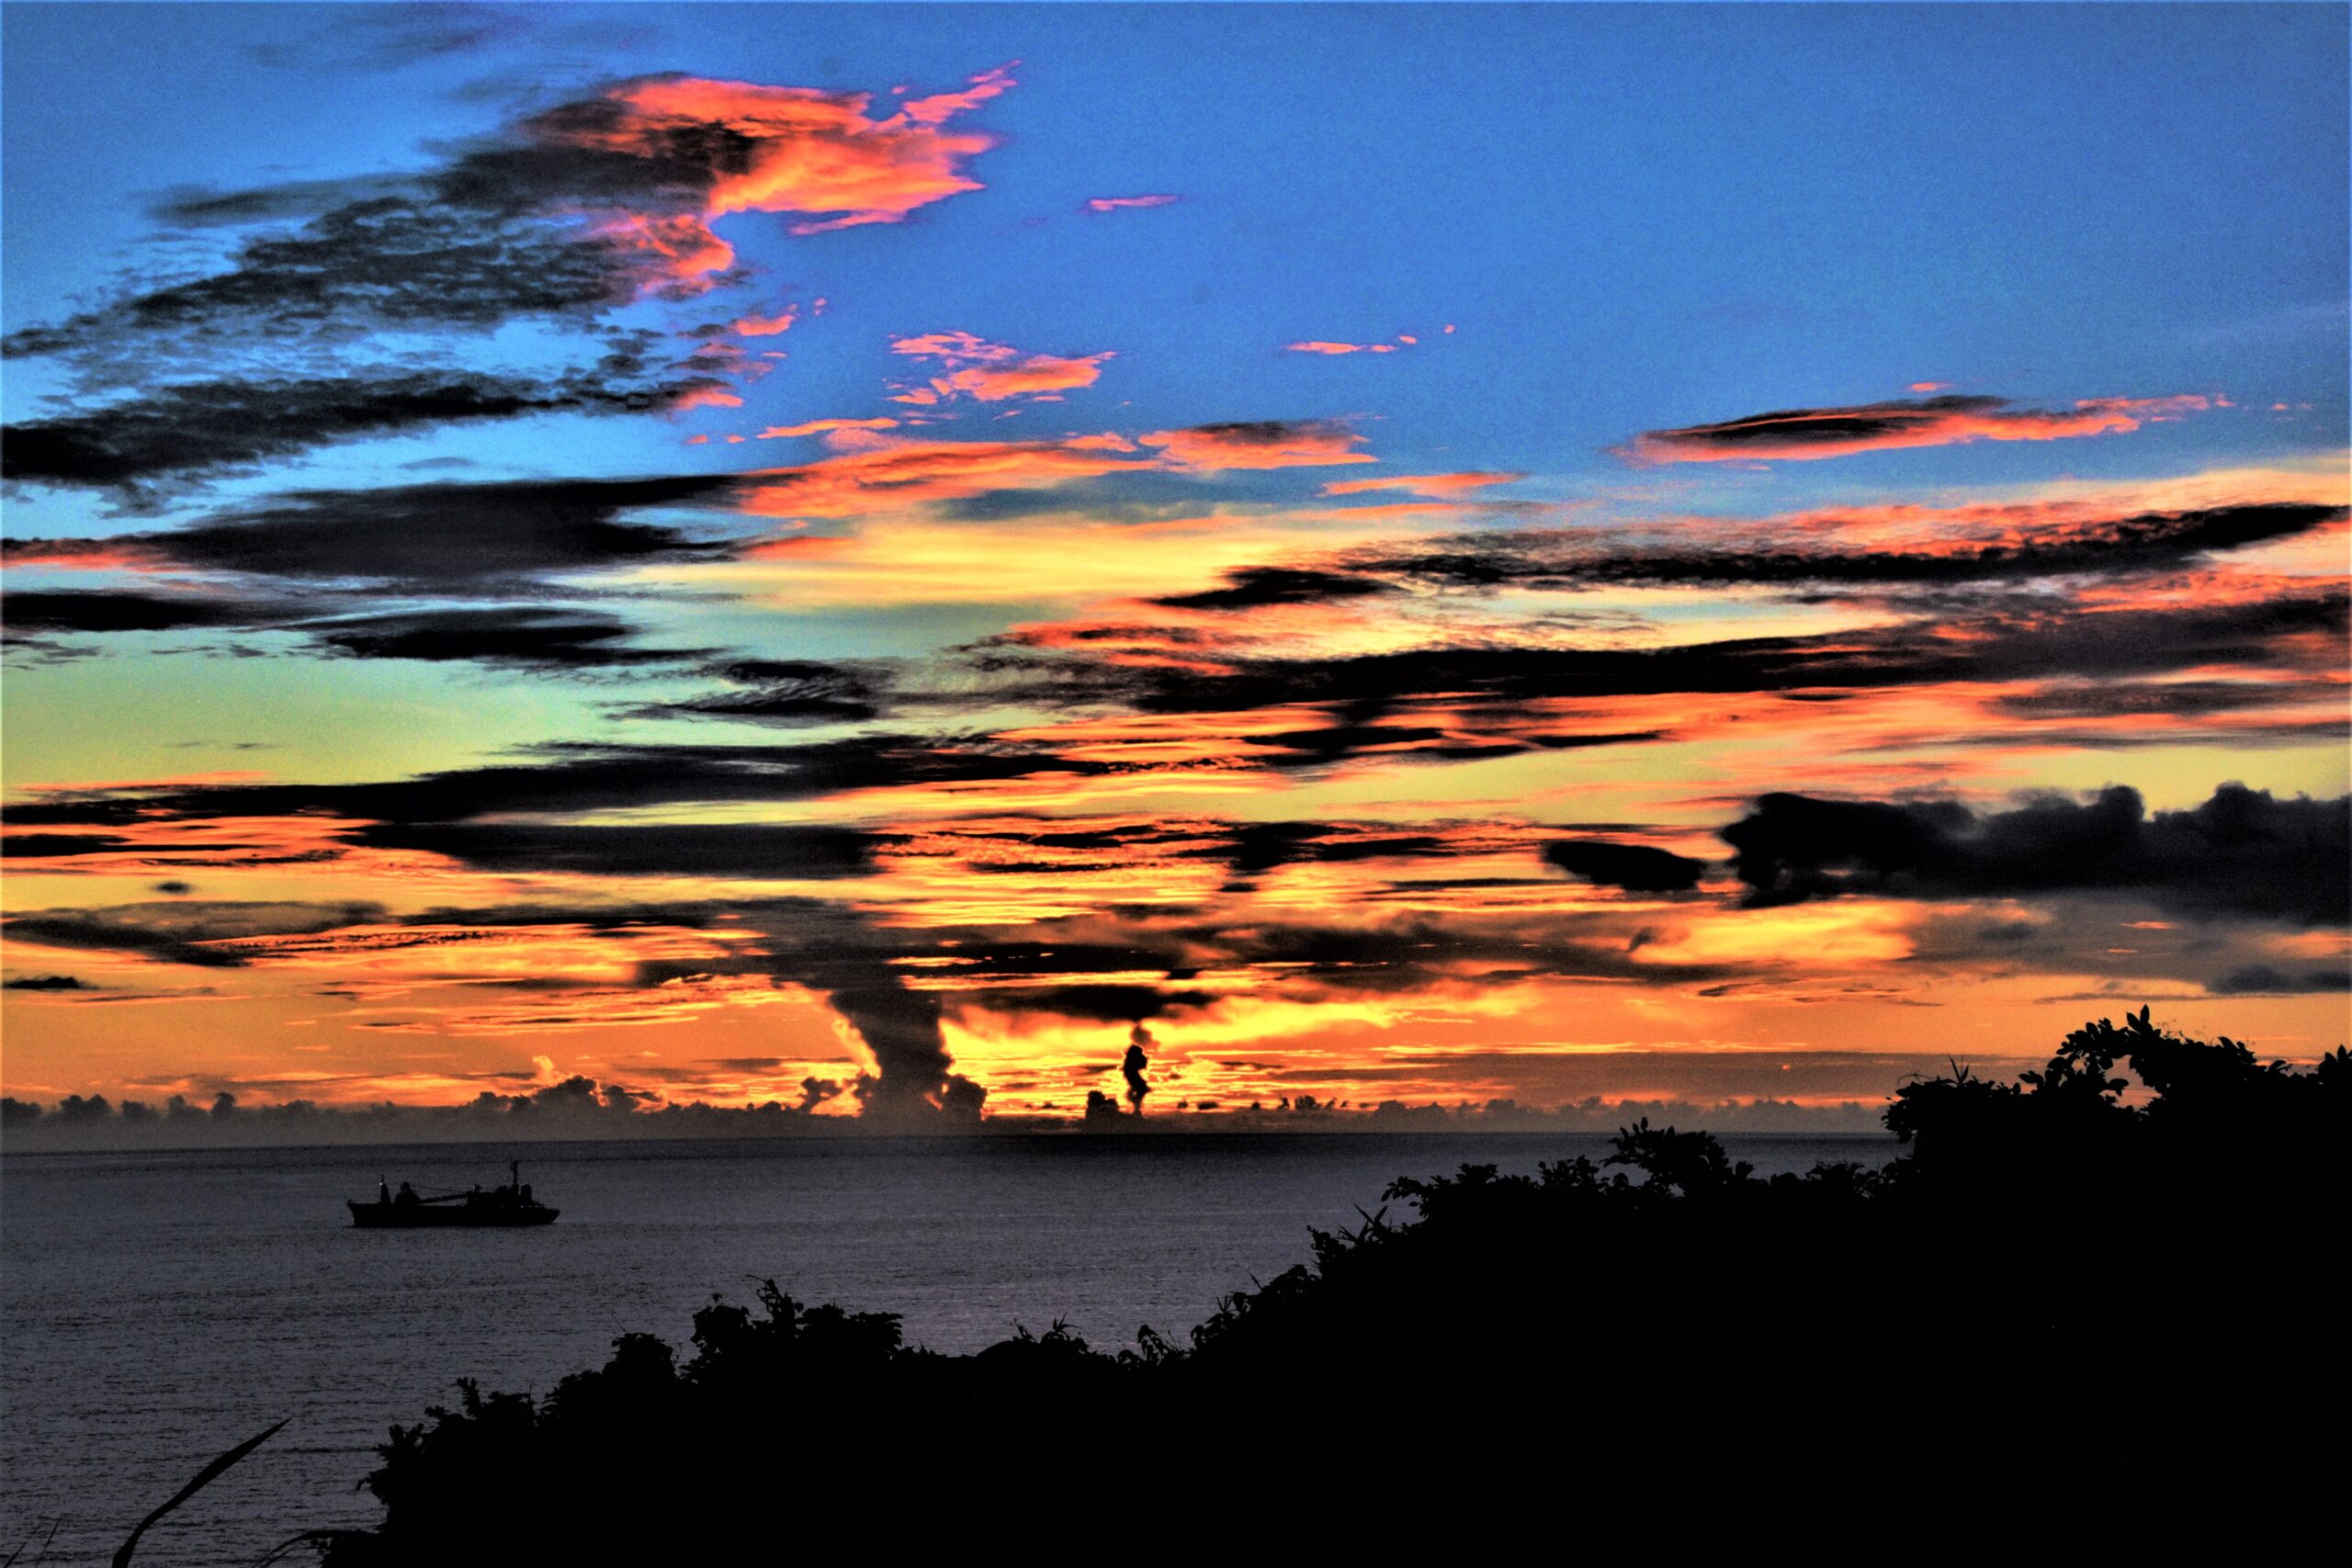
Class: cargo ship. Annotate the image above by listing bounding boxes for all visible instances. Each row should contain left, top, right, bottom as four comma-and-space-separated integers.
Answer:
348, 1161, 558, 1227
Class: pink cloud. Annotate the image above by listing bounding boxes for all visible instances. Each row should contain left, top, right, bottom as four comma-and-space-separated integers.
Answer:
893, 63, 1017, 128
1085, 195, 1180, 212
734, 306, 799, 337
888, 331, 1113, 403
758, 417, 903, 440
669, 383, 744, 412
0, 537, 172, 571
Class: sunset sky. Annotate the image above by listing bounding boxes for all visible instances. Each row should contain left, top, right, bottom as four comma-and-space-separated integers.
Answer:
4, 3, 2346, 1126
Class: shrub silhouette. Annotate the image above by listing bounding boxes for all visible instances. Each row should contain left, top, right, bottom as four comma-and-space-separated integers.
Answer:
315, 1013, 2343, 1563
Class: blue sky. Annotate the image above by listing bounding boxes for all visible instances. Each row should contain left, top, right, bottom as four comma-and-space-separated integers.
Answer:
8, 3, 2343, 505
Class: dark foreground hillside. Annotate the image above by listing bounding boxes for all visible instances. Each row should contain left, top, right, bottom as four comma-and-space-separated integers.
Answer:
245, 1012, 2340, 1562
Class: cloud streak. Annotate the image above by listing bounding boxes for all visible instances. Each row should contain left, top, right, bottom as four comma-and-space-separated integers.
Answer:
1138, 421, 1375, 470
12, 474, 739, 592
1622, 393, 2223, 464
1334, 502, 2346, 592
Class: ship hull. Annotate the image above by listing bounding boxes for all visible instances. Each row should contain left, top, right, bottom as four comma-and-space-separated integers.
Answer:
348, 1201, 558, 1228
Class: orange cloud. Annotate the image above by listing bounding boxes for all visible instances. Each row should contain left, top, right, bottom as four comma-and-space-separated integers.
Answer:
893, 63, 1017, 127
592, 212, 737, 293
1621, 392, 2222, 464
1691, 468, 2347, 560
1138, 421, 1375, 470
669, 383, 743, 412
505, 66, 1015, 298
19, 770, 272, 795
942, 355, 1109, 400
888, 331, 1113, 403
734, 305, 799, 336
1286, 341, 1397, 355
0, 812, 380, 884
1085, 195, 1179, 212
571, 72, 1010, 235
713, 502, 1408, 610
1322, 472, 1525, 498
737, 435, 1145, 518
758, 417, 902, 439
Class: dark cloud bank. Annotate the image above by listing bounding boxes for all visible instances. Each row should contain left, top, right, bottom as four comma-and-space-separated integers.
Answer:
1, 368, 728, 497
982, 589, 2347, 752
4, 472, 750, 668
1723, 783, 2350, 926
17, 473, 738, 587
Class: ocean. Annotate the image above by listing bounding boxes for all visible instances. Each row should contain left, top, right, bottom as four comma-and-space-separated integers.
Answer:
1, 1131, 1892, 1563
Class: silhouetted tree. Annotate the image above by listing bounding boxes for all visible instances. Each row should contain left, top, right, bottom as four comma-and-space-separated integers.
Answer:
316, 1013, 2343, 1563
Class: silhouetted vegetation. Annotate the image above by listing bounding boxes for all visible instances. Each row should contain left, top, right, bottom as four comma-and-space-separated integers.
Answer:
112, 1421, 286, 1567
312, 1012, 2344, 1562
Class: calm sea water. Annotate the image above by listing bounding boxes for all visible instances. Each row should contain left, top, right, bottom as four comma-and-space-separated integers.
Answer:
2, 1132, 1890, 1563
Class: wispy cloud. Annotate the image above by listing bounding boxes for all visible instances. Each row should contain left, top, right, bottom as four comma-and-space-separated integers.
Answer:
756, 417, 901, 440
1322, 472, 1524, 498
